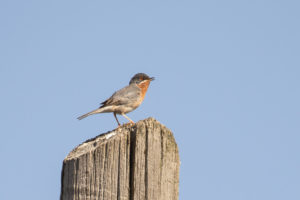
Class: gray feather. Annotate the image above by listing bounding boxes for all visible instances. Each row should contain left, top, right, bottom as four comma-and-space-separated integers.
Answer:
77, 108, 103, 120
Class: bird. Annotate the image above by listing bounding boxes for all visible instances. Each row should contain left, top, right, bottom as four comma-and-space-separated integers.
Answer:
77, 73, 154, 126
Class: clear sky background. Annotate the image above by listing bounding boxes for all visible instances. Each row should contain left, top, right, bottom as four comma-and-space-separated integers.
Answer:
1, 1, 300, 199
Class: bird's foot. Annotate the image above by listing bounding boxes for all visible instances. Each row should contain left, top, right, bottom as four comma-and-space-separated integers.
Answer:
124, 121, 135, 126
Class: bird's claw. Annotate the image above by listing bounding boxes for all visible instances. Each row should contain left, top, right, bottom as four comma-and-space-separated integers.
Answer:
123, 121, 135, 126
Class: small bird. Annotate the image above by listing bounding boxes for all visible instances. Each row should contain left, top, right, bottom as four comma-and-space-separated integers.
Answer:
77, 73, 154, 126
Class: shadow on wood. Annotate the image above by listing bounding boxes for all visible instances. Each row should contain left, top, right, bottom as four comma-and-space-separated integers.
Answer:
60, 117, 180, 200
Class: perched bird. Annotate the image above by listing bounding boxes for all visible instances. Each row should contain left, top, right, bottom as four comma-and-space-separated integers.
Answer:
77, 73, 154, 126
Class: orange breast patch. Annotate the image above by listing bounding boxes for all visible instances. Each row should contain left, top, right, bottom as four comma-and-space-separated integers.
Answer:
137, 80, 151, 102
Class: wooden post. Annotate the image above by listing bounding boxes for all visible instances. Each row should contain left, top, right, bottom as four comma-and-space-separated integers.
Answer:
60, 117, 180, 200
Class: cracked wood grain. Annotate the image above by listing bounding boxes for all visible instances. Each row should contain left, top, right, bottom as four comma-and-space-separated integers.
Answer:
60, 117, 180, 200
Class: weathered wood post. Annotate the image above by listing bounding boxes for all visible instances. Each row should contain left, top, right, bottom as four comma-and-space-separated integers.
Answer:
60, 117, 180, 200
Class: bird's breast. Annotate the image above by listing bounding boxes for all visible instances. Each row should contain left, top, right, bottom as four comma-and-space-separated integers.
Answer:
137, 80, 151, 102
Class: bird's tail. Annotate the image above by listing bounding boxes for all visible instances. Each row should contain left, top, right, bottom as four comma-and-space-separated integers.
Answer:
77, 108, 103, 120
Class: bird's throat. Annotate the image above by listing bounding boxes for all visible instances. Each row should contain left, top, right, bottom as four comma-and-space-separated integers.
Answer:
137, 80, 151, 100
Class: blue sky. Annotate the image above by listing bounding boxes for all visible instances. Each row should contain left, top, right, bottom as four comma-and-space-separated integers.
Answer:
1, 1, 300, 199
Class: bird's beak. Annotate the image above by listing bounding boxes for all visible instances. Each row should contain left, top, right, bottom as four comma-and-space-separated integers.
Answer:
150, 77, 155, 81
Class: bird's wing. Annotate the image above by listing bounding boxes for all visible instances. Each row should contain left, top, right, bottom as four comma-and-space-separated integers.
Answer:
100, 85, 140, 108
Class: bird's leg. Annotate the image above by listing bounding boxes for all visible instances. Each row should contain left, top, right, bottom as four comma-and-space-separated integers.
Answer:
121, 113, 135, 124
113, 112, 121, 127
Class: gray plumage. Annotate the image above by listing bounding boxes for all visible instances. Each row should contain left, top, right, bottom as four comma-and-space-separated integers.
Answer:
77, 84, 141, 120
77, 73, 154, 126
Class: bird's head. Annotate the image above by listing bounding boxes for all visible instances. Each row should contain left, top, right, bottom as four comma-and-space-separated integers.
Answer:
129, 73, 154, 85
